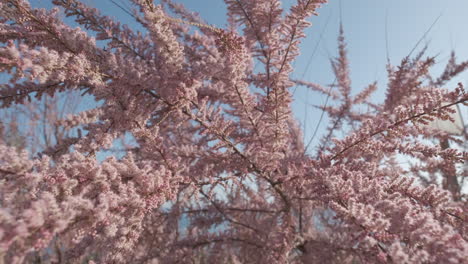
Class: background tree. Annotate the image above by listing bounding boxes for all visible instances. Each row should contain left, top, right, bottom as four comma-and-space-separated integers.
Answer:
0, 0, 467, 263
0, 91, 83, 157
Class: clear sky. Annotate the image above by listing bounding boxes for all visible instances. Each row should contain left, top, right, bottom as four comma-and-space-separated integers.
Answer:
31, 0, 468, 148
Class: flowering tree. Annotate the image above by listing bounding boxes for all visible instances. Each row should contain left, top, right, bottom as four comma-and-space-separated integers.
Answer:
0, 0, 467, 263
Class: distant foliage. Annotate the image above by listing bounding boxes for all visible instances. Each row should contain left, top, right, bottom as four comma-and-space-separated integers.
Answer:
0, 0, 467, 263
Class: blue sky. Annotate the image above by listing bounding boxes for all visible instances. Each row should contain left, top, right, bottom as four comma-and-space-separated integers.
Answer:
30, 0, 468, 149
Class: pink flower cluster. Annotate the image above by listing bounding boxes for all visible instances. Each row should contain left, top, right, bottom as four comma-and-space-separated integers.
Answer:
0, 0, 467, 263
